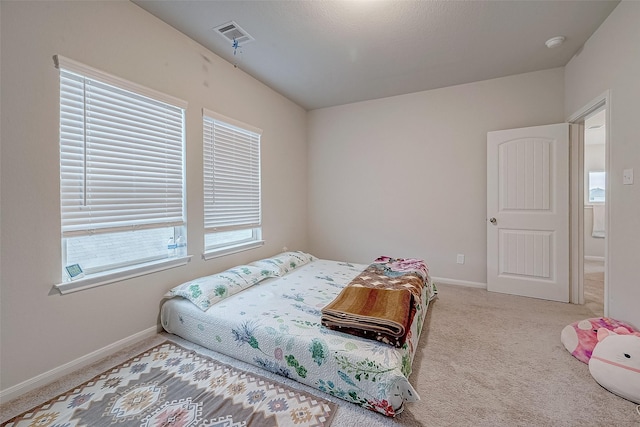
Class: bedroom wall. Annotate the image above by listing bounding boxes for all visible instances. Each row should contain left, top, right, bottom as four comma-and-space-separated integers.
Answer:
0, 1, 308, 392
565, 0, 640, 328
307, 68, 565, 285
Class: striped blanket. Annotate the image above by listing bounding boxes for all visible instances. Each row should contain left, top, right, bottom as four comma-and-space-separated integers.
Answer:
321, 257, 429, 347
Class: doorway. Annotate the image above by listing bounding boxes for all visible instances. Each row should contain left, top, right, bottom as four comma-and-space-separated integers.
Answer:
568, 92, 609, 316
583, 108, 606, 316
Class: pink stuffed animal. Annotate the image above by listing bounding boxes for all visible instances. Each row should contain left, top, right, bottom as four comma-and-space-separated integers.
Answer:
561, 317, 637, 364
588, 328, 640, 404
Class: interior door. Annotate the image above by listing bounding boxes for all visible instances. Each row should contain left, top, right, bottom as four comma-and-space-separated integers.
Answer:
487, 123, 569, 302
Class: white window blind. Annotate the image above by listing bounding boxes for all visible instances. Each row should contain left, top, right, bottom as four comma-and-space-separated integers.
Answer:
57, 56, 186, 237
203, 109, 261, 233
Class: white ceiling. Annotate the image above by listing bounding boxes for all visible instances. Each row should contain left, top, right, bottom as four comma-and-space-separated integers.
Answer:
132, 0, 619, 111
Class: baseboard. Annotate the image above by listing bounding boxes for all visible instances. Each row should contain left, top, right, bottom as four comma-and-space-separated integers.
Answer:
584, 256, 605, 262
0, 325, 159, 403
431, 276, 487, 289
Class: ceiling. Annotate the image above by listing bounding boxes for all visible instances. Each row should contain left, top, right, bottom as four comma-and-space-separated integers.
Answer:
132, 0, 619, 111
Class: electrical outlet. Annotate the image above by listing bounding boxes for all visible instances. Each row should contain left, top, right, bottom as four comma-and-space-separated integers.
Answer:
456, 254, 465, 264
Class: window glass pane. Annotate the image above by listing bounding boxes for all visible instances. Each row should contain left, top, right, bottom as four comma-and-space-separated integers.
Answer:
65, 227, 176, 274
205, 228, 258, 251
588, 171, 605, 203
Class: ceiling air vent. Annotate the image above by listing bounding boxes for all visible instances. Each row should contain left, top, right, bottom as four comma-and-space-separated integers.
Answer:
214, 21, 254, 45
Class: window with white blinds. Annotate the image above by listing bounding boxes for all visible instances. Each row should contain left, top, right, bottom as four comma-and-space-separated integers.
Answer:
55, 56, 188, 284
203, 109, 263, 257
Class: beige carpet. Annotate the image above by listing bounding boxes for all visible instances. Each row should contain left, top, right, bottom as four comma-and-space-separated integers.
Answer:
2, 284, 639, 426
584, 259, 605, 317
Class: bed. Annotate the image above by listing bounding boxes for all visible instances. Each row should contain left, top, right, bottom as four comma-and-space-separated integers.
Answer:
161, 252, 437, 416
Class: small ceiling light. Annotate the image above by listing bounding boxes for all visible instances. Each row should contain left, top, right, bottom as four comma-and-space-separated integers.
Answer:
545, 36, 565, 49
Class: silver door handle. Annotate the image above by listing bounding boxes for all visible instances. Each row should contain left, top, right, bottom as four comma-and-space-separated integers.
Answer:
489, 217, 497, 225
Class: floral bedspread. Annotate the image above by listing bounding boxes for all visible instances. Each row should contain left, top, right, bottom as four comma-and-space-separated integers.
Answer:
161, 259, 437, 417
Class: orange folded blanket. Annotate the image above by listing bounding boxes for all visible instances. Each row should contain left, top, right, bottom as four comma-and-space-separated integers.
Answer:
321, 286, 414, 348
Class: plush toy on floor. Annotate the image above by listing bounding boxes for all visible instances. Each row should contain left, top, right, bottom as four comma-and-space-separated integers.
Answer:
561, 317, 638, 364
588, 328, 640, 404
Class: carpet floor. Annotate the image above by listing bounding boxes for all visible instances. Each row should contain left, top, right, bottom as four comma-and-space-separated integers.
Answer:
2, 283, 638, 426
584, 259, 605, 317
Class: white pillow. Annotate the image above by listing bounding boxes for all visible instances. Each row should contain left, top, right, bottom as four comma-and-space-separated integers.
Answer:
166, 265, 264, 311
250, 251, 315, 276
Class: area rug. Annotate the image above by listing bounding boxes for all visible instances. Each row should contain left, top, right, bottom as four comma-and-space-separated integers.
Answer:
3, 341, 337, 427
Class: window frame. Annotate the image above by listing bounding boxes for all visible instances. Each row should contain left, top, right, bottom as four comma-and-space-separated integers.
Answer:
587, 170, 606, 204
202, 108, 263, 260
54, 56, 190, 294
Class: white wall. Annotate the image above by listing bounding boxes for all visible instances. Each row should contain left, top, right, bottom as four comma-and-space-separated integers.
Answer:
584, 143, 606, 258
0, 1, 308, 392
308, 68, 565, 285
565, 1, 640, 328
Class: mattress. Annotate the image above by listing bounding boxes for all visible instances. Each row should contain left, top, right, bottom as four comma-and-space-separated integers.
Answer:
161, 258, 436, 416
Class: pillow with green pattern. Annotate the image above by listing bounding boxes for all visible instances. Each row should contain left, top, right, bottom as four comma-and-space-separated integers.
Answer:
270, 251, 316, 274
249, 258, 286, 278
249, 251, 315, 277
166, 265, 264, 311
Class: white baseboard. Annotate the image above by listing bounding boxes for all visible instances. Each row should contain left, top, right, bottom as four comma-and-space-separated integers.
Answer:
0, 325, 159, 403
584, 256, 605, 262
432, 276, 487, 289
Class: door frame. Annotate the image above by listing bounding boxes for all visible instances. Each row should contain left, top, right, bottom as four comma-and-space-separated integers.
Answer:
567, 90, 610, 314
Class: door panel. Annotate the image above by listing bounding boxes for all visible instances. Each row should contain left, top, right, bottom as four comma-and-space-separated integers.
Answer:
487, 123, 569, 302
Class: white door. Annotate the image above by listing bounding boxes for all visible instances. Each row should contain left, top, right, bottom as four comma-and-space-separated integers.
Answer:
487, 123, 569, 302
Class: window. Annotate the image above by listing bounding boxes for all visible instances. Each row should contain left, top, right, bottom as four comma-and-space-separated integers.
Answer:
55, 56, 188, 292
203, 109, 263, 259
588, 171, 605, 203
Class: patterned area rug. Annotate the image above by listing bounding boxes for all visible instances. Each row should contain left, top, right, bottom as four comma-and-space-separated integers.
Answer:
4, 341, 337, 427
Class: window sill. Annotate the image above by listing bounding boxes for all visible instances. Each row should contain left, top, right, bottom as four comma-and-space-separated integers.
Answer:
203, 240, 264, 261
55, 255, 192, 295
